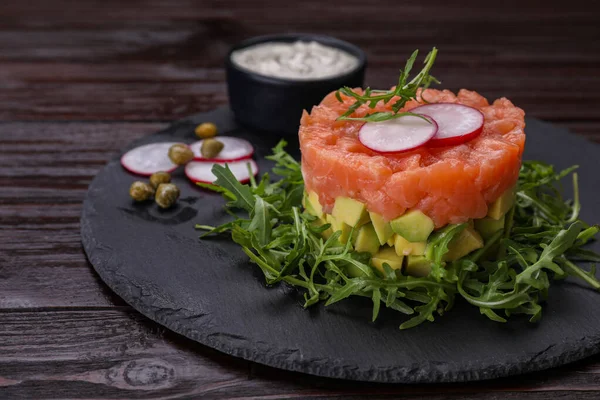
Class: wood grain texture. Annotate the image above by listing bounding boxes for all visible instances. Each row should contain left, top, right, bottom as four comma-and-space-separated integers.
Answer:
0, 0, 598, 126
1, 0, 599, 398
2, 311, 600, 399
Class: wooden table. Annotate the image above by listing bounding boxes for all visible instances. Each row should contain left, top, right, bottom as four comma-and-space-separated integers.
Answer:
1, 1, 599, 398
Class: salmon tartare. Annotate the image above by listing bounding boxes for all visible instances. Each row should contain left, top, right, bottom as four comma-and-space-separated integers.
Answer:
300, 87, 525, 274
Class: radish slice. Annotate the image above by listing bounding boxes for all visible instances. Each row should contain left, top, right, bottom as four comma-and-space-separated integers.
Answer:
185, 159, 259, 184
189, 136, 254, 162
410, 103, 484, 147
358, 115, 438, 153
121, 142, 179, 176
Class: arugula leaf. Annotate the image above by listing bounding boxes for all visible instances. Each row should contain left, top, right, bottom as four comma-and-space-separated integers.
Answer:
325, 278, 367, 306
335, 48, 439, 123
210, 164, 255, 212
247, 196, 272, 247
425, 223, 467, 280
515, 222, 582, 287
400, 286, 446, 329
340, 111, 432, 124
198, 142, 600, 329
371, 289, 382, 322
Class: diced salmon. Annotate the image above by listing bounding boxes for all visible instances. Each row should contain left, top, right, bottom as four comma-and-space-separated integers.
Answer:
299, 88, 525, 228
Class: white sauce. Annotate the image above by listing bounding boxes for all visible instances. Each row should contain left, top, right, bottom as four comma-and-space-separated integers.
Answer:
231, 40, 359, 80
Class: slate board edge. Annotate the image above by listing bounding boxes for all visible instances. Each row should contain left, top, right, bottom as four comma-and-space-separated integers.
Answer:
80, 109, 600, 383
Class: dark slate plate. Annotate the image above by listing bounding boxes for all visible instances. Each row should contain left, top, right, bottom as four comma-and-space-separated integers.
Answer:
81, 107, 600, 383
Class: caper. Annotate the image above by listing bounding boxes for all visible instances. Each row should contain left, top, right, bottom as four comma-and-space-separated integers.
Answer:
155, 183, 180, 209
129, 181, 155, 202
201, 138, 224, 159
149, 171, 171, 189
195, 122, 218, 139
168, 144, 194, 165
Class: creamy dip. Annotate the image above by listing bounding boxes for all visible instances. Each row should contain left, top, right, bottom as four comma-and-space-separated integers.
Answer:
230, 40, 359, 80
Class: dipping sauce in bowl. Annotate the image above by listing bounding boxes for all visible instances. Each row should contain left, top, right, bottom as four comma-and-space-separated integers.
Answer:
230, 40, 360, 81
226, 34, 366, 136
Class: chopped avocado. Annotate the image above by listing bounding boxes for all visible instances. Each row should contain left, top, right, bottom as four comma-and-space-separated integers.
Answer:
305, 191, 324, 218
487, 187, 515, 220
443, 225, 484, 261
394, 235, 426, 256
332, 196, 370, 227
371, 246, 404, 274
405, 256, 432, 277
304, 202, 318, 217
369, 211, 394, 245
390, 210, 435, 242
353, 223, 380, 255
326, 214, 352, 244
474, 216, 505, 240
387, 234, 396, 247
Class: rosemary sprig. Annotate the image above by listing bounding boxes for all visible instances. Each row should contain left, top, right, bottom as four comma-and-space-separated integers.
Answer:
335, 48, 440, 123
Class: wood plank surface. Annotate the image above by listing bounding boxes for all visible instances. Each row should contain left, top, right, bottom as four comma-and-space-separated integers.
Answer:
2, 310, 600, 399
1, 0, 600, 398
0, 1, 598, 124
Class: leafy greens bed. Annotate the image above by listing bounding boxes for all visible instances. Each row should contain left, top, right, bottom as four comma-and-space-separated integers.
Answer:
197, 142, 600, 329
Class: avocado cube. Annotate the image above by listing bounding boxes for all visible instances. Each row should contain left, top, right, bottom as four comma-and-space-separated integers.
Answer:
353, 223, 380, 255
368, 211, 394, 246
488, 187, 515, 220
302, 192, 315, 216
405, 255, 433, 277
332, 196, 370, 227
387, 234, 396, 247
354, 223, 379, 254
394, 235, 426, 256
305, 191, 324, 218
443, 226, 484, 261
326, 214, 352, 244
371, 246, 404, 274
474, 216, 505, 240
390, 210, 435, 242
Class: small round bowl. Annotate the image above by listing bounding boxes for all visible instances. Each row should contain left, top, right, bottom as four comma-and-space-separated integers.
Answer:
226, 33, 367, 136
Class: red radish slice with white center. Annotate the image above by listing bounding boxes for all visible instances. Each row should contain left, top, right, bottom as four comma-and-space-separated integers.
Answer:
189, 136, 254, 162
410, 103, 484, 147
358, 115, 438, 153
185, 159, 259, 184
121, 142, 179, 176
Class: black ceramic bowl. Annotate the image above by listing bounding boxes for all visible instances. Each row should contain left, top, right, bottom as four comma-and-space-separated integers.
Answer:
226, 33, 367, 136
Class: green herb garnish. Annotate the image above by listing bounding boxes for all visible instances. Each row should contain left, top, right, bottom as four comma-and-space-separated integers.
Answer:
335, 48, 440, 123
197, 142, 600, 329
